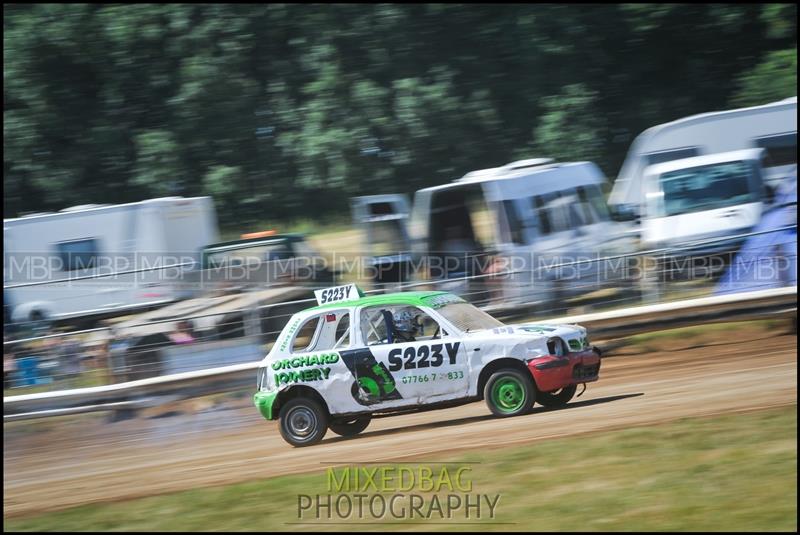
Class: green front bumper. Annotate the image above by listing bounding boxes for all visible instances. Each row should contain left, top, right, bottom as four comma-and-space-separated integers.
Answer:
253, 390, 279, 420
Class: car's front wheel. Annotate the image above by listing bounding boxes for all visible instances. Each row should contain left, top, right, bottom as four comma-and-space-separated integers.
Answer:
279, 397, 328, 447
484, 369, 536, 417
537, 384, 577, 408
329, 415, 371, 437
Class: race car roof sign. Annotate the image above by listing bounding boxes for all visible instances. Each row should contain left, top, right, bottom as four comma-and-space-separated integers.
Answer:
314, 284, 365, 306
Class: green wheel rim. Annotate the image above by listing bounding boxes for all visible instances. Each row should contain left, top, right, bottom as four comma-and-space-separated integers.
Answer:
491, 376, 526, 413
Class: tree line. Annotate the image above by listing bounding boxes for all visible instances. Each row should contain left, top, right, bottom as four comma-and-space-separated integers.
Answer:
4, 4, 797, 227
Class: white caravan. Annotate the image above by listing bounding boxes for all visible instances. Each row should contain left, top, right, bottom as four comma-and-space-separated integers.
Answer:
610, 97, 797, 216
353, 159, 637, 306
640, 149, 768, 253
3, 197, 219, 324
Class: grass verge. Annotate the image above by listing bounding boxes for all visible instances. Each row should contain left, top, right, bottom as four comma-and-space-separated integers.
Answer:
5, 405, 797, 532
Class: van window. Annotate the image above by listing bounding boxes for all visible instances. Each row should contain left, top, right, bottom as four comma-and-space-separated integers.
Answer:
531, 193, 560, 235
659, 160, 759, 216
645, 147, 700, 166
754, 133, 797, 167
545, 197, 572, 233
502, 200, 525, 245
578, 185, 610, 222
557, 187, 594, 226
56, 238, 100, 271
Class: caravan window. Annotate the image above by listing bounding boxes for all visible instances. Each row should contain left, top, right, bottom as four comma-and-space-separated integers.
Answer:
645, 147, 700, 166
754, 133, 797, 167
56, 238, 100, 271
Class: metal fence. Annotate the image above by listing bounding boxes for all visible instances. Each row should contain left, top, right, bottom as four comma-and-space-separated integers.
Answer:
3, 225, 796, 394
4, 285, 796, 421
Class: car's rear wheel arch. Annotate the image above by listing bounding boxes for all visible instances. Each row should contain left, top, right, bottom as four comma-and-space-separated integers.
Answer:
477, 357, 535, 399
273, 385, 330, 420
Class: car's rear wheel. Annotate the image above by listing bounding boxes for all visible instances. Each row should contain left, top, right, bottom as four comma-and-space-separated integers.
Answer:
329, 415, 371, 437
537, 384, 577, 408
484, 369, 535, 417
279, 397, 328, 447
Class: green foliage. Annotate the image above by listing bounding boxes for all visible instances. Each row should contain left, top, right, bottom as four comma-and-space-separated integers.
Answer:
3, 4, 797, 226
526, 84, 608, 163
732, 48, 798, 107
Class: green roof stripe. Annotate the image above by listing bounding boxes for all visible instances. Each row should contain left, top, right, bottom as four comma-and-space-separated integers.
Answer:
306, 290, 453, 312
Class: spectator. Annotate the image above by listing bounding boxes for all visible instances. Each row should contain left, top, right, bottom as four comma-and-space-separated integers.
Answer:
59, 336, 84, 386
3, 338, 16, 389
109, 332, 132, 381
169, 321, 195, 345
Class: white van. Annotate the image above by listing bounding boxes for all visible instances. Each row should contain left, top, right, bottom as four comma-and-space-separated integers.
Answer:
610, 97, 797, 217
3, 197, 219, 325
354, 159, 637, 307
640, 149, 768, 254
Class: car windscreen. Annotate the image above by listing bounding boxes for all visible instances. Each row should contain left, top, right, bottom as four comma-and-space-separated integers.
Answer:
434, 302, 504, 333
659, 160, 760, 216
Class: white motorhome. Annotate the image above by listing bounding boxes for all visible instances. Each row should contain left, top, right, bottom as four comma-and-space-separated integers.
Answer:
610, 97, 797, 216
3, 197, 219, 325
353, 159, 637, 306
640, 149, 768, 253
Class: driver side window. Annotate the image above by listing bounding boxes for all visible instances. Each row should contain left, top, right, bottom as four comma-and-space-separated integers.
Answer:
359, 305, 447, 346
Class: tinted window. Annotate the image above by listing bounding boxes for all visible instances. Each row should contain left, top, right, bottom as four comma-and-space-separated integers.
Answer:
56, 239, 99, 271
754, 133, 797, 167
645, 147, 700, 166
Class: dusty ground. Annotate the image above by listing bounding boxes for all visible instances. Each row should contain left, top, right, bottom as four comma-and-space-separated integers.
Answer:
3, 325, 797, 518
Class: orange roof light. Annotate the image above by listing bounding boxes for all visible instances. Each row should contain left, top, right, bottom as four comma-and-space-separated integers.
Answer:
241, 229, 277, 239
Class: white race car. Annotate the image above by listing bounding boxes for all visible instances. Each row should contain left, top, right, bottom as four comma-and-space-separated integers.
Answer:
254, 284, 601, 447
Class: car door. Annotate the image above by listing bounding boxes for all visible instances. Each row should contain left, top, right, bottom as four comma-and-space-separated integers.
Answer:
344, 305, 469, 410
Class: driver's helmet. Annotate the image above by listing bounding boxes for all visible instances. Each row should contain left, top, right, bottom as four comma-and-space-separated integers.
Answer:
393, 309, 422, 338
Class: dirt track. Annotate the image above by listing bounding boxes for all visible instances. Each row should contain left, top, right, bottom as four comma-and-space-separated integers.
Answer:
3, 326, 797, 518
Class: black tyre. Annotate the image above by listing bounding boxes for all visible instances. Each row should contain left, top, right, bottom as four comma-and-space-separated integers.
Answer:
279, 397, 328, 447
329, 415, 372, 437
537, 384, 577, 408
484, 369, 536, 417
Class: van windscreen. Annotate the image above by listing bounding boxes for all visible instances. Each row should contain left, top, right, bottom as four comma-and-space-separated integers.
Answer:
659, 160, 759, 216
